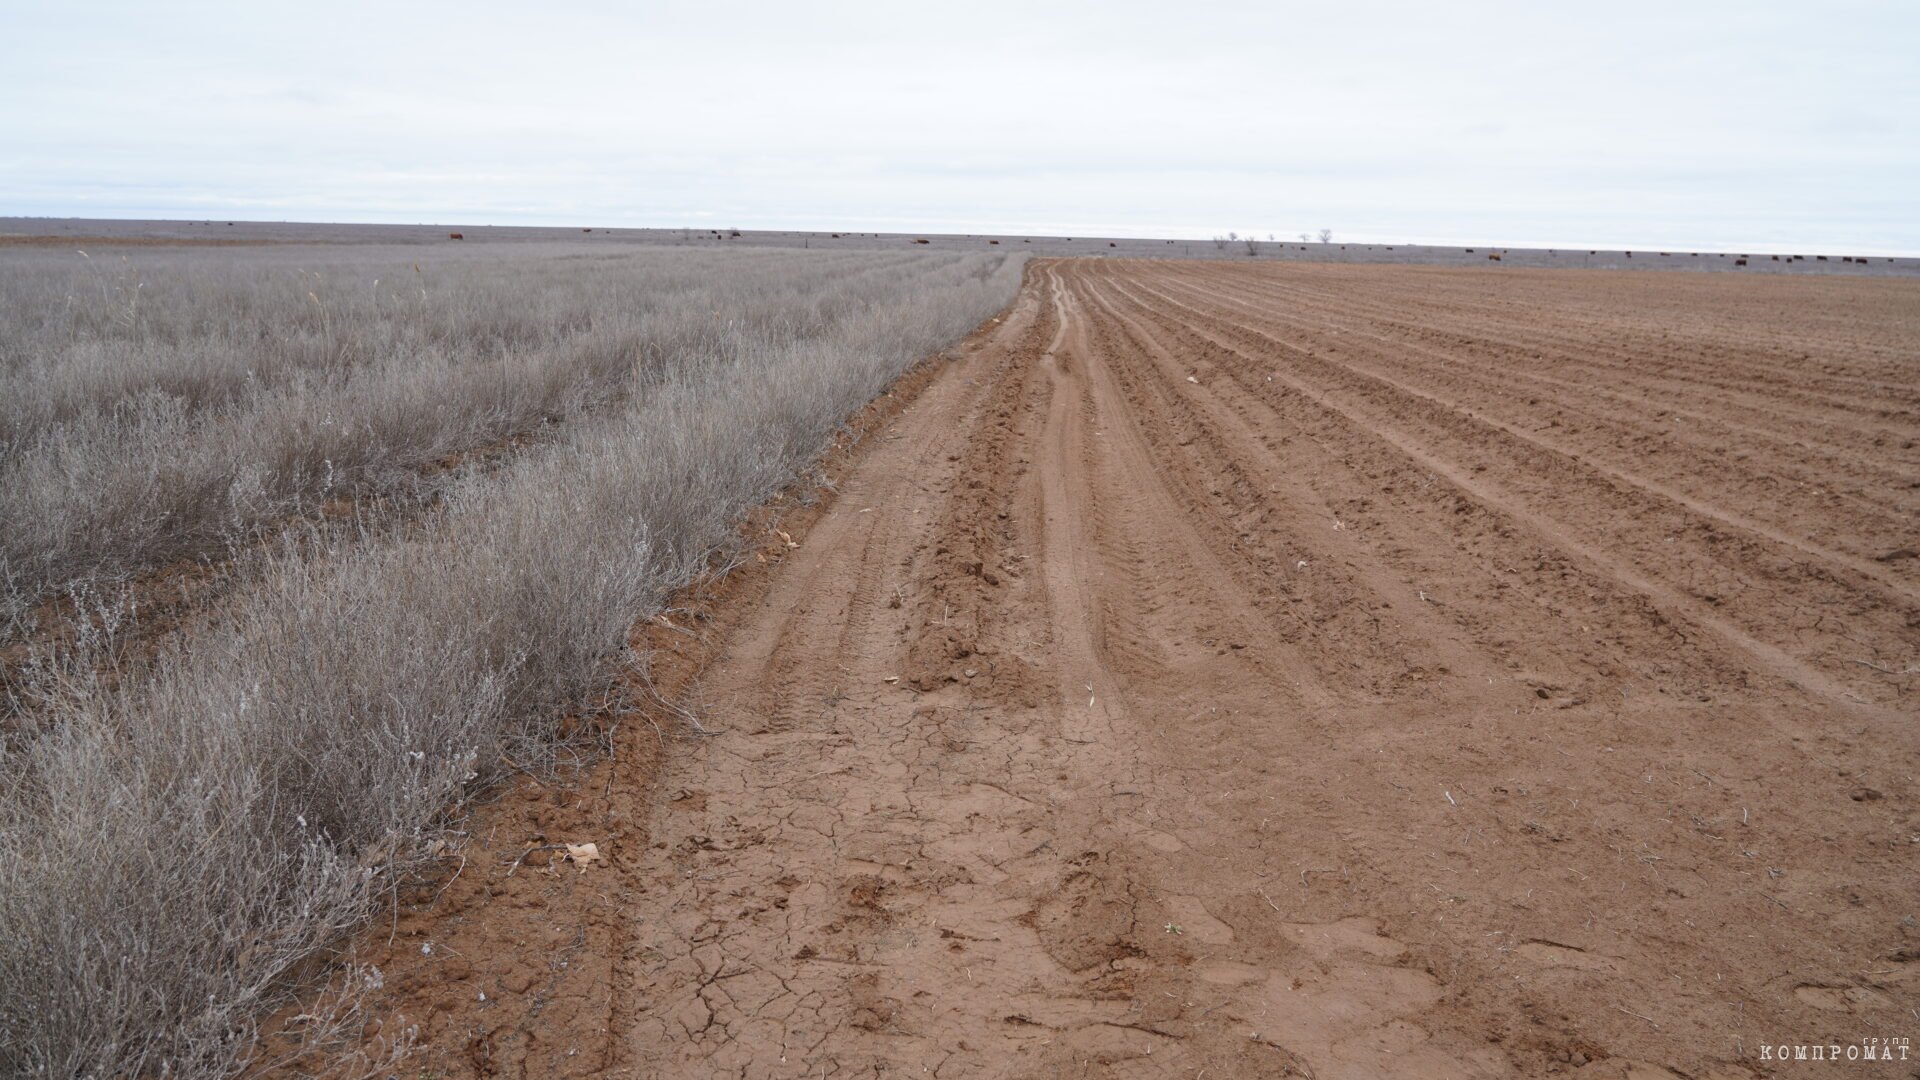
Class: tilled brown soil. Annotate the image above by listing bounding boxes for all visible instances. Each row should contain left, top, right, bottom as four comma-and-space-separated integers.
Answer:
330, 260, 1919, 1079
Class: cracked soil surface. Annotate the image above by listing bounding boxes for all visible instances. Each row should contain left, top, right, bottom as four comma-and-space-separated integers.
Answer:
330, 260, 1919, 1079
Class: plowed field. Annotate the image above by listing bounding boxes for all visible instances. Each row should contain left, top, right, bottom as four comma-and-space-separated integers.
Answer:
350, 260, 1919, 1079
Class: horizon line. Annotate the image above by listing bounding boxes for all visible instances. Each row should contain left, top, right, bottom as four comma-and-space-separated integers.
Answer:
4, 212, 1917, 261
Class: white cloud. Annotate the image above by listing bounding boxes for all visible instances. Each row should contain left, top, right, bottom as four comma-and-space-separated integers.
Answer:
3, 0, 1916, 251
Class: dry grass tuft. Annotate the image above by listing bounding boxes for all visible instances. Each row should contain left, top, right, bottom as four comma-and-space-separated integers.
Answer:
0, 243, 1023, 1078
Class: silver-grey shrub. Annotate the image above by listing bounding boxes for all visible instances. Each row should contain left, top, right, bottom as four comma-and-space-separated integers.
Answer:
0, 244, 950, 632
0, 245, 1023, 1078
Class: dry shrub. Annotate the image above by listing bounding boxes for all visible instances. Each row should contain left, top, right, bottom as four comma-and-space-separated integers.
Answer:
0, 245, 1024, 1078
0, 244, 970, 633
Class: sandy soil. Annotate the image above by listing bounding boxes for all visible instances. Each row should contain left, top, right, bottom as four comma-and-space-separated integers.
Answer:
323, 260, 1919, 1079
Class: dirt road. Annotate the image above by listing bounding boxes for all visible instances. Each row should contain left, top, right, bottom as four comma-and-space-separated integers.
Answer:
350, 260, 1918, 1079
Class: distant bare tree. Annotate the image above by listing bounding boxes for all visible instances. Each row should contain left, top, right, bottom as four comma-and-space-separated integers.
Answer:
1243, 235, 1261, 256
1318, 228, 1333, 244
1298, 233, 1310, 243
1212, 235, 1229, 250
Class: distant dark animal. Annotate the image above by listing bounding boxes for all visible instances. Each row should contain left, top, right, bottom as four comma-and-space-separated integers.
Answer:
914, 238, 930, 244
1488, 253, 1501, 261
1735, 258, 1748, 266
449, 232, 464, 240
1109, 242, 1116, 248
989, 240, 999, 245
1771, 255, 1780, 261
1465, 248, 1475, 253
1817, 255, 1828, 261
582, 228, 591, 233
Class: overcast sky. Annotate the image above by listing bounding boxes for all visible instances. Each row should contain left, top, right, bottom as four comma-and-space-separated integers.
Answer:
3, 0, 1916, 252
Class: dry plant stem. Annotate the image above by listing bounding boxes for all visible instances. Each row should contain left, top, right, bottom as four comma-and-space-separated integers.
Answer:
0, 243, 984, 633
0, 243, 1024, 1080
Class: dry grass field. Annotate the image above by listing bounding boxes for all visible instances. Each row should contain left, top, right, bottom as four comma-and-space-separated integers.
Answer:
0, 241, 1024, 1079
2, 232, 1916, 1080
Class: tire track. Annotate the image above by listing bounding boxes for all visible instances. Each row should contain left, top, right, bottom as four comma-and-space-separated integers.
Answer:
1149, 265, 1920, 566
340, 258, 1920, 1080
1145, 268, 1920, 600
1181, 262, 1920, 426
1114, 268, 1919, 703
